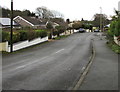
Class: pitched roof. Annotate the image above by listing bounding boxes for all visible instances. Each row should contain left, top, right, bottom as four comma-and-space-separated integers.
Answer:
0, 18, 18, 26
14, 16, 47, 26
22, 16, 42, 25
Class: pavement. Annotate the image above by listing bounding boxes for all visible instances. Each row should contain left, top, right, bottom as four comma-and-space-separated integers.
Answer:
2, 32, 94, 90
79, 33, 119, 90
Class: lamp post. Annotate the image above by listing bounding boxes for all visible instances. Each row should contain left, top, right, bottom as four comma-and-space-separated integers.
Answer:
10, 0, 13, 52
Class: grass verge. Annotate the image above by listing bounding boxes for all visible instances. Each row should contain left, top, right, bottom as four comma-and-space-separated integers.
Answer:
53, 35, 70, 40
106, 41, 120, 54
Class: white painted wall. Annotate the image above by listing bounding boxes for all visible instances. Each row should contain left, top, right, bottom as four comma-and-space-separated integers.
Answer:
7, 36, 48, 52
114, 36, 120, 46
74, 30, 79, 33
52, 35, 57, 38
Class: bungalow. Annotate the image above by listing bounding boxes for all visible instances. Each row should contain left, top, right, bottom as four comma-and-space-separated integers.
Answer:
0, 18, 19, 28
13, 16, 47, 28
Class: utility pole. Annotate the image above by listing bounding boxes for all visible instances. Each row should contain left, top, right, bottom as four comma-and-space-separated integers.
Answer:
100, 7, 102, 32
10, 0, 13, 52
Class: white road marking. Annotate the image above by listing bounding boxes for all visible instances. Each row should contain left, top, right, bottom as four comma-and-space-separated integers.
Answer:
3, 58, 30, 69
8, 56, 49, 71
55, 49, 65, 54
4, 49, 65, 72
15, 65, 26, 70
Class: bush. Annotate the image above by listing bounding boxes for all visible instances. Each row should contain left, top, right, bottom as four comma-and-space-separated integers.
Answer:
107, 29, 113, 37
72, 22, 82, 30
55, 26, 65, 36
28, 30, 36, 41
12, 32, 20, 43
1, 31, 20, 44
2, 31, 10, 42
1, 29, 48, 44
19, 30, 28, 41
114, 19, 120, 36
53, 30, 58, 36
35, 30, 47, 38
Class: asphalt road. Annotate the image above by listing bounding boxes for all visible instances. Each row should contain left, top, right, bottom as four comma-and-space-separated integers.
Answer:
3, 32, 94, 90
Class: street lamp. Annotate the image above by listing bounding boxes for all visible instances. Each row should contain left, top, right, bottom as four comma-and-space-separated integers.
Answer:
10, 0, 13, 52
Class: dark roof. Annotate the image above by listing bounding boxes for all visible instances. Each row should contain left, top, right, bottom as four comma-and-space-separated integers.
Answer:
22, 16, 42, 25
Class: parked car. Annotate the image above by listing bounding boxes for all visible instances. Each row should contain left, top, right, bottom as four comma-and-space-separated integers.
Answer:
94, 29, 99, 32
79, 28, 85, 33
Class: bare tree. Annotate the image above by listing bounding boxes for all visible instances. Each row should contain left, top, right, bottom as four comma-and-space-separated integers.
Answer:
36, 6, 64, 19
51, 10, 64, 18
36, 6, 54, 19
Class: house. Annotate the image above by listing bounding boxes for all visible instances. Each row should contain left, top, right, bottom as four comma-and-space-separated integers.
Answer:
46, 20, 59, 29
13, 16, 47, 28
0, 18, 19, 28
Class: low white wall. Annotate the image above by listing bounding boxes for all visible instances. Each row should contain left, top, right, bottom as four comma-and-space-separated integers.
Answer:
74, 30, 79, 33
114, 36, 120, 46
60, 33, 65, 36
52, 35, 57, 38
0, 42, 8, 52
7, 36, 48, 52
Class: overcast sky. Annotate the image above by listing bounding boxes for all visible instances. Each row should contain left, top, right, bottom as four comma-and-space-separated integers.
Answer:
1, 0, 120, 21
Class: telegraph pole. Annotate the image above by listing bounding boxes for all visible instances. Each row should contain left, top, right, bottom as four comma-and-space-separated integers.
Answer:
10, 0, 13, 52
100, 7, 102, 32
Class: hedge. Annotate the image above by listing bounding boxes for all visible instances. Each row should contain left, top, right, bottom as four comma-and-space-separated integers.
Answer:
28, 30, 36, 41
1, 31, 10, 42
12, 32, 20, 43
19, 30, 28, 41
109, 19, 120, 37
1, 29, 47, 43
35, 30, 47, 38
114, 19, 120, 36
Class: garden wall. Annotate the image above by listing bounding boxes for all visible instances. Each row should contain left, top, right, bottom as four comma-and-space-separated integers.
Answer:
0, 42, 8, 52
114, 36, 120, 46
6, 36, 48, 52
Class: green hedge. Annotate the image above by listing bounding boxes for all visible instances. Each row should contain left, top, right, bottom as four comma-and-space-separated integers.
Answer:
109, 19, 120, 37
28, 30, 36, 41
1, 29, 47, 43
114, 19, 120, 36
19, 30, 28, 41
35, 30, 47, 38
12, 32, 20, 43
2, 31, 10, 42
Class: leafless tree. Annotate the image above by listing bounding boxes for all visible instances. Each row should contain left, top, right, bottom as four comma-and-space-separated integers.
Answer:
36, 6, 64, 19
36, 6, 54, 19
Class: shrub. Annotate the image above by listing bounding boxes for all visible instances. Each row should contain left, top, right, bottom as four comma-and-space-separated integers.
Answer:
114, 19, 120, 36
28, 30, 36, 41
53, 30, 58, 36
2, 31, 10, 42
40, 30, 47, 38
55, 26, 65, 37
107, 29, 113, 37
110, 21, 117, 36
12, 32, 20, 43
19, 30, 28, 41
35, 30, 47, 38
1, 31, 20, 44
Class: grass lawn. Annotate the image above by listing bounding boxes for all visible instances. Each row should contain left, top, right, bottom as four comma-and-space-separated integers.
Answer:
54, 35, 70, 40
